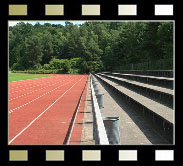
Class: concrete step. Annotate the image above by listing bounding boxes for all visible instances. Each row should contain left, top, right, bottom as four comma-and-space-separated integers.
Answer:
102, 72, 173, 89
94, 76, 169, 145
95, 74, 174, 144
112, 70, 173, 78
98, 73, 173, 109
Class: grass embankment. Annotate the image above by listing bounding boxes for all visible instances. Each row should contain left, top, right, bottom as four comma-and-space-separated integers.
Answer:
9, 74, 55, 82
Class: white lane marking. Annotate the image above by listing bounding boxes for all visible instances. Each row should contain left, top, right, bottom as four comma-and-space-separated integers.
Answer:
9, 78, 71, 101
10, 82, 55, 94
9, 75, 73, 93
9, 75, 73, 91
9, 76, 64, 93
9, 79, 75, 113
9, 76, 84, 144
9, 76, 58, 89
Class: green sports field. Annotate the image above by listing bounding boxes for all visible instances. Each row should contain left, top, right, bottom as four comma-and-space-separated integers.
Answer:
9, 74, 55, 82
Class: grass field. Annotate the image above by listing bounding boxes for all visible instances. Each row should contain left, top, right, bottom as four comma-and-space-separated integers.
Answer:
9, 74, 55, 82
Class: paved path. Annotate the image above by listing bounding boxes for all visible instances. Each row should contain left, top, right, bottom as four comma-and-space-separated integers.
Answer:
80, 77, 95, 145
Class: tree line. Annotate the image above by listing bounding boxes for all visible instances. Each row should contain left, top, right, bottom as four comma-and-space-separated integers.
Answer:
9, 21, 173, 73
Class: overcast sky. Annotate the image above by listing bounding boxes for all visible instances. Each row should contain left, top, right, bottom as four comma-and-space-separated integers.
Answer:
9, 21, 86, 27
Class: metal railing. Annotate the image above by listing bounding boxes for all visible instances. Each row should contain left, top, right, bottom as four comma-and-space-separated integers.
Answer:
114, 58, 173, 70
90, 74, 109, 145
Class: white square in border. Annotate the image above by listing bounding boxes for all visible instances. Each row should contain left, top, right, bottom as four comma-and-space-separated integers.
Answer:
82, 5, 100, 16
155, 150, 174, 161
118, 5, 137, 16
119, 150, 137, 161
82, 150, 101, 161
155, 5, 173, 16
45, 5, 64, 16
46, 150, 64, 161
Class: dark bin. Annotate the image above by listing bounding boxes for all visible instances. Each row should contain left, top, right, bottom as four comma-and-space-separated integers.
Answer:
94, 85, 99, 93
103, 117, 120, 144
96, 93, 104, 108
93, 83, 98, 89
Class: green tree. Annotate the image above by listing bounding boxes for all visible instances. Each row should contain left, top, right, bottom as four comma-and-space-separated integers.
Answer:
23, 35, 43, 69
40, 31, 54, 64
9, 21, 173, 72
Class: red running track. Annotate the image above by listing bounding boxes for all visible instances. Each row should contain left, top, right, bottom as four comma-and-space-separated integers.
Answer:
9, 74, 89, 145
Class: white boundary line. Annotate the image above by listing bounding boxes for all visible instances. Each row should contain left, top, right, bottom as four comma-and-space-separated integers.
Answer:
9, 76, 84, 144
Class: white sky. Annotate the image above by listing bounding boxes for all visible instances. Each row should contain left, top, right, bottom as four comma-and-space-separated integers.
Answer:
8, 21, 86, 27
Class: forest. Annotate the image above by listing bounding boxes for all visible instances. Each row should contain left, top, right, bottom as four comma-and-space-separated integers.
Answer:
9, 21, 173, 74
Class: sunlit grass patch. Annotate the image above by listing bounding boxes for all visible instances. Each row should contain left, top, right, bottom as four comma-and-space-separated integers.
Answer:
9, 74, 55, 82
